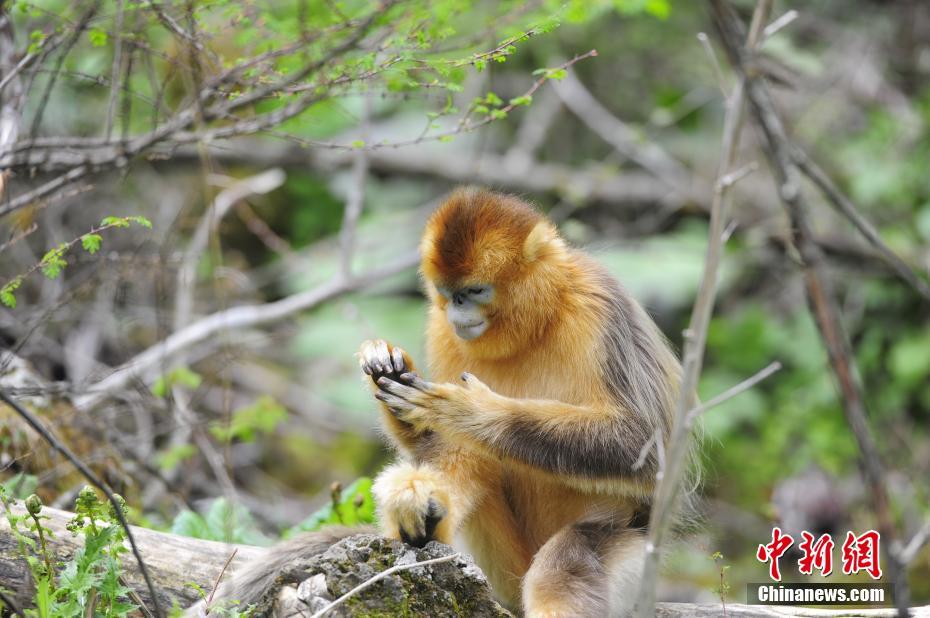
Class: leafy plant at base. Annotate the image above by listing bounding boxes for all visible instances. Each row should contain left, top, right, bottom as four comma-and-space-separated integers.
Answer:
710, 551, 731, 617
171, 497, 271, 546
287, 476, 376, 536
0, 485, 139, 617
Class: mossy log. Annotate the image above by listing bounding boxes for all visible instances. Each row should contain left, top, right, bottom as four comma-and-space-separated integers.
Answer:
0, 501, 925, 617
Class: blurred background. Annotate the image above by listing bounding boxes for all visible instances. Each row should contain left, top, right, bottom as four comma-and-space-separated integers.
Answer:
1, 0, 928, 605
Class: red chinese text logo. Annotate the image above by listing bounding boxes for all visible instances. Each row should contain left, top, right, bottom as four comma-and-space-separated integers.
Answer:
757, 529, 882, 581
798, 531, 834, 576
841, 530, 882, 579
756, 527, 794, 581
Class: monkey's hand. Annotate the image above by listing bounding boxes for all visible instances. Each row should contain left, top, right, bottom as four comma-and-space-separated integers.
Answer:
373, 462, 451, 547
358, 339, 416, 384
375, 372, 497, 432
358, 340, 428, 451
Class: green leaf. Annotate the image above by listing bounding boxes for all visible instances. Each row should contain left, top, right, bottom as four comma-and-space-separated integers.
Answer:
88, 28, 108, 47
210, 395, 287, 443
151, 366, 203, 397
128, 215, 153, 228
287, 477, 376, 536
172, 498, 270, 545
156, 444, 197, 473
101, 216, 129, 228
81, 234, 102, 254
39, 245, 68, 279
1, 473, 39, 499
0, 278, 21, 308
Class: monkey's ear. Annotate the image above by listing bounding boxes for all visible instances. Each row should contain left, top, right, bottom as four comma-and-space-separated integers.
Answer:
522, 221, 563, 262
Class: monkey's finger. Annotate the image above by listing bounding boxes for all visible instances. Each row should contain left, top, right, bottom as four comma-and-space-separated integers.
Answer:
369, 340, 386, 374
358, 340, 380, 374
374, 391, 416, 411
399, 373, 436, 393
377, 377, 424, 403
391, 346, 406, 373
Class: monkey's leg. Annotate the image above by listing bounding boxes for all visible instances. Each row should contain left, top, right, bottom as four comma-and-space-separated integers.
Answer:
460, 490, 534, 610
522, 513, 646, 618
358, 339, 424, 451
372, 446, 496, 547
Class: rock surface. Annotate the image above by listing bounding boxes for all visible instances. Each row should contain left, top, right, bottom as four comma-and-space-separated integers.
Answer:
269, 534, 513, 617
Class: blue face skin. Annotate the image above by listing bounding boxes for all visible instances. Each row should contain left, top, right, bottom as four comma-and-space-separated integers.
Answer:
435, 284, 495, 340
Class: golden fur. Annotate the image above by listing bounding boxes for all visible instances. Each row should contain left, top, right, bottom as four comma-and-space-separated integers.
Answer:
362, 188, 690, 616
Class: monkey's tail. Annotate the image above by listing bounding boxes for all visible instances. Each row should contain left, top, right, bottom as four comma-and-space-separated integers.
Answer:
187, 524, 375, 614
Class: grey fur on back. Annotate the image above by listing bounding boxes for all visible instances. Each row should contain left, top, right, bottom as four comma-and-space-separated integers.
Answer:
187, 525, 373, 614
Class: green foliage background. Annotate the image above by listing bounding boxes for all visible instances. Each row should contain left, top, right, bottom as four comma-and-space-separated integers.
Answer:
1, 0, 929, 609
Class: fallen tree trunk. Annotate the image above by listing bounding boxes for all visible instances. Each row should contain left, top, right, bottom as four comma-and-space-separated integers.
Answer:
0, 501, 924, 617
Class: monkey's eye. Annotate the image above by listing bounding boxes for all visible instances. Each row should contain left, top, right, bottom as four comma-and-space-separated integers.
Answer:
465, 285, 494, 303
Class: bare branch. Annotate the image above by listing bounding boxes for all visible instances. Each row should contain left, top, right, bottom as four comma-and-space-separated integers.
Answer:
635, 2, 772, 616
686, 361, 782, 423
173, 169, 286, 331
708, 0, 909, 614
762, 10, 799, 42
309, 554, 461, 618
896, 517, 930, 566
76, 251, 420, 411
553, 66, 696, 196
339, 100, 370, 279
793, 147, 930, 302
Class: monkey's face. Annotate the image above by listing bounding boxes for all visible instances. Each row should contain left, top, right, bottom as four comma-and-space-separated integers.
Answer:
434, 284, 495, 340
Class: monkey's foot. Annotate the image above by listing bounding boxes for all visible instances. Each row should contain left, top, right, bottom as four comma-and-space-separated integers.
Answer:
373, 463, 450, 548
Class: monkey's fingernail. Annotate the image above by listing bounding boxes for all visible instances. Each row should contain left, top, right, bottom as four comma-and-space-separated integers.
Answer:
461, 372, 470, 382
363, 366, 372, 375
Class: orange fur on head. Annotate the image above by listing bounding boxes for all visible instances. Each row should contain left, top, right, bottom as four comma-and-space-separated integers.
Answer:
420, 187, 568, 360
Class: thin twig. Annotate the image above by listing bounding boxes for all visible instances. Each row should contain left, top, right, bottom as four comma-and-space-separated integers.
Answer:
0, 389, 162, 617
206, 548, 238, 606
634, 3, 772, 616
697, 33, 729, 98
709, 1, 909, 614
897, 518, 930, 566
309, 553, 460, 618
793, 147, 930, 302
686, 361, 781, 423
173, 169, 286, 331
339, 98, 370, 279
762, 10, 799, 42
553, 65, 694, 194
76, 250, 420, 410
104, 0, 125, 140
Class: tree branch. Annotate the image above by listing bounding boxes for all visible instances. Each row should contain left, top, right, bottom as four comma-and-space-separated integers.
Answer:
708, 1, 909, 614
635, 2, 771, 615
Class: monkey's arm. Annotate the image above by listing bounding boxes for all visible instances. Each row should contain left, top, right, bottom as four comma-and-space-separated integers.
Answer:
357, 339, 427, 452
375, 372, 663, 480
